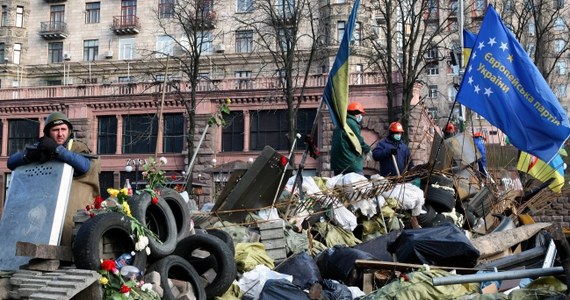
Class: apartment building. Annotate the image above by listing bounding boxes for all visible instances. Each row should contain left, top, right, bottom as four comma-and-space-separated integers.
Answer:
0, 0, 437, 210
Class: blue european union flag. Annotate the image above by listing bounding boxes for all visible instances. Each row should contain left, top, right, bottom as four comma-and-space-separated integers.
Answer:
457, 5, 570, 163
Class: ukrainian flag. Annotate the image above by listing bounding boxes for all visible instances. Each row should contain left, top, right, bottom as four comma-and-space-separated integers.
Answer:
322, 0, 362, 154
517, 151, 565, 193
463, 29, 476, 67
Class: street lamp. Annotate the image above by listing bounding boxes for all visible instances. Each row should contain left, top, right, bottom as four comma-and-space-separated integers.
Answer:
125, 158, 146, 193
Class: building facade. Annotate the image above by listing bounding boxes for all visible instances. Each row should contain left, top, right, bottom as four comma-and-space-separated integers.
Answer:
0, 0, 438, 214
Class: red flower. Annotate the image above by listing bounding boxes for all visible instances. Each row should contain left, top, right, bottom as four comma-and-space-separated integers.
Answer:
171, 175, 177, 180
85, 205, 91, 211
151, 196, 159, 205
101, 259, 116, 271
89, 212, 95, 218
120, 284, 130, 294
93, 196, 104, 209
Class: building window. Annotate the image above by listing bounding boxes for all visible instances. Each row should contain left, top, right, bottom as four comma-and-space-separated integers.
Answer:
526, 43, 535, 56
427, 46, 438, 60
475, 0, 485, 11
119, 38, 136, 60
277, 27, 292, 50
557, 60, 567, 75
235, 71, 252, 89
222, 111, 244, 152
85, 2, 100, 24
355, 64, 363, 84
8, 119, 38, 155
50, 5, 64, 24
337, 21, 345, 43
123, 114, 157, 154
237, 0, 252, 13
426, 63, 438, 75
555, 39, 566, 53
198, 31, 213, 54
15, 6, 23, 28
48, 42, 63, 63
159, 0, 175, 18
556, 0, 564, 9
277, 0, 294, 20
1, 6, 8, 27
121, 0, 137, 17
353, 22, 361, 46
555, 17, 565, 31
556, 84, 567, 97
13, 43, 21, 65
163, 114, 184, 153
250, 109, 316, 151
97, 116, 117, 155
235, 30, 253, 53
83, 39, 99, 61
156, 35, 174, 57
0, 43, 5, 63
118, 76, 134, 83
428, 85, 438, 98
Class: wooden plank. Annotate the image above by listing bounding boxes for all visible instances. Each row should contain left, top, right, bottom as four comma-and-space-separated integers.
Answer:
354, 260, 482, 274
471, 223, 551, 258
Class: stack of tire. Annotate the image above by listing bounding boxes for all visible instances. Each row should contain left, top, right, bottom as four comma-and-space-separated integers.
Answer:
417, 174, 460, 228
72, 188, 237, 300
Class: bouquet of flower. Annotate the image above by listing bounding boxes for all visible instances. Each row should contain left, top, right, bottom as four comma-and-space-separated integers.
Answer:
99, 259, 160, 300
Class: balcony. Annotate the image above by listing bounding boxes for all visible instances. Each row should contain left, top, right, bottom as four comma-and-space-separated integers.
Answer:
0, 72, 387, 101
111, 16, 140, 35
39, 21, 68, 40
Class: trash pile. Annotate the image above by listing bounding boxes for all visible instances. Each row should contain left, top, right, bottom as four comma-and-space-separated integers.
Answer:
183, 143, 570, 299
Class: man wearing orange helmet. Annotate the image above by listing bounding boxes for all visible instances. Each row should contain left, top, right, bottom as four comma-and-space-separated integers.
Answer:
330, 102, 370, 175
472, 132, 488, 178
372, 121, 413, 177
444, 122, 456, 139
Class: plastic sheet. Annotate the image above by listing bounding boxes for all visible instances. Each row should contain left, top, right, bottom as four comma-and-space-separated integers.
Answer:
274, 252, 322, 290
315, 245, 376, 285
258, 279, 310, 300
388, 223, 480, 268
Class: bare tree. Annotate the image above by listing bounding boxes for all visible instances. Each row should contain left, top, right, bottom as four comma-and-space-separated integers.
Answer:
150, 0, 222, 192
492, 0, 570, 84
366, 0, 458, 135
233, 0, 320, 159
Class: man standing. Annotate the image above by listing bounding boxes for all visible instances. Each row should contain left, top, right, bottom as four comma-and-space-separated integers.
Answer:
372, 122, 414, 177
7, 112, 100, 247
330, 102, 370, 175
473, 132, 488, 178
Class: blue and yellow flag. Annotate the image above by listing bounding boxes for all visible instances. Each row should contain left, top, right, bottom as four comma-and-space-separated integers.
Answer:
457, 5, 570, 164
517, 151, 565, 193
463, 29, 477, 67
322, 0, 362, 154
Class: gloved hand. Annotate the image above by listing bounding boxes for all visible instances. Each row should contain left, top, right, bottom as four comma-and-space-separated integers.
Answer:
24, 147, 42, 162
390, 147, 398, 156
24, 146, 50, 163
39, 136, 59, 153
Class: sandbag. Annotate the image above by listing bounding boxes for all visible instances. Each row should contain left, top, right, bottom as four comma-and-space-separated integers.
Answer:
315, 245, 376, 285
258, 279, 310, 300
388, 223, 480, 268
274, 251, 322, 290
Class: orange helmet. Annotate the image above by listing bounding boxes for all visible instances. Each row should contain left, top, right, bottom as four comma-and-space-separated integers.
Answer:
347, 102, 365, 114
473, 132, 483, 138
444, 123, 455, 133
389, 122, 404, 133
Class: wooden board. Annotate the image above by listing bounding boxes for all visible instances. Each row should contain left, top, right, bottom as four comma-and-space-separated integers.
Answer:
354, 259, 483, 274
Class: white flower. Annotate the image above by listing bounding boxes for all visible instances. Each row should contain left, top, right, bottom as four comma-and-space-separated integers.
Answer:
141, 236, 149, 247
145, 246, 151, 255
159, 157, 168, 165
141, 283, 153, 292
135, 240, 145, 251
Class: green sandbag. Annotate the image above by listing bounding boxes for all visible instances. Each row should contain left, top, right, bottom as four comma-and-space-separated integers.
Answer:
235, 242, 274, 272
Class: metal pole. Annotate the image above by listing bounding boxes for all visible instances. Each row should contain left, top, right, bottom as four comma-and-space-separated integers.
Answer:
270, 133, 301, 214
183, 123, 210, 190
432, 267, 564, 286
